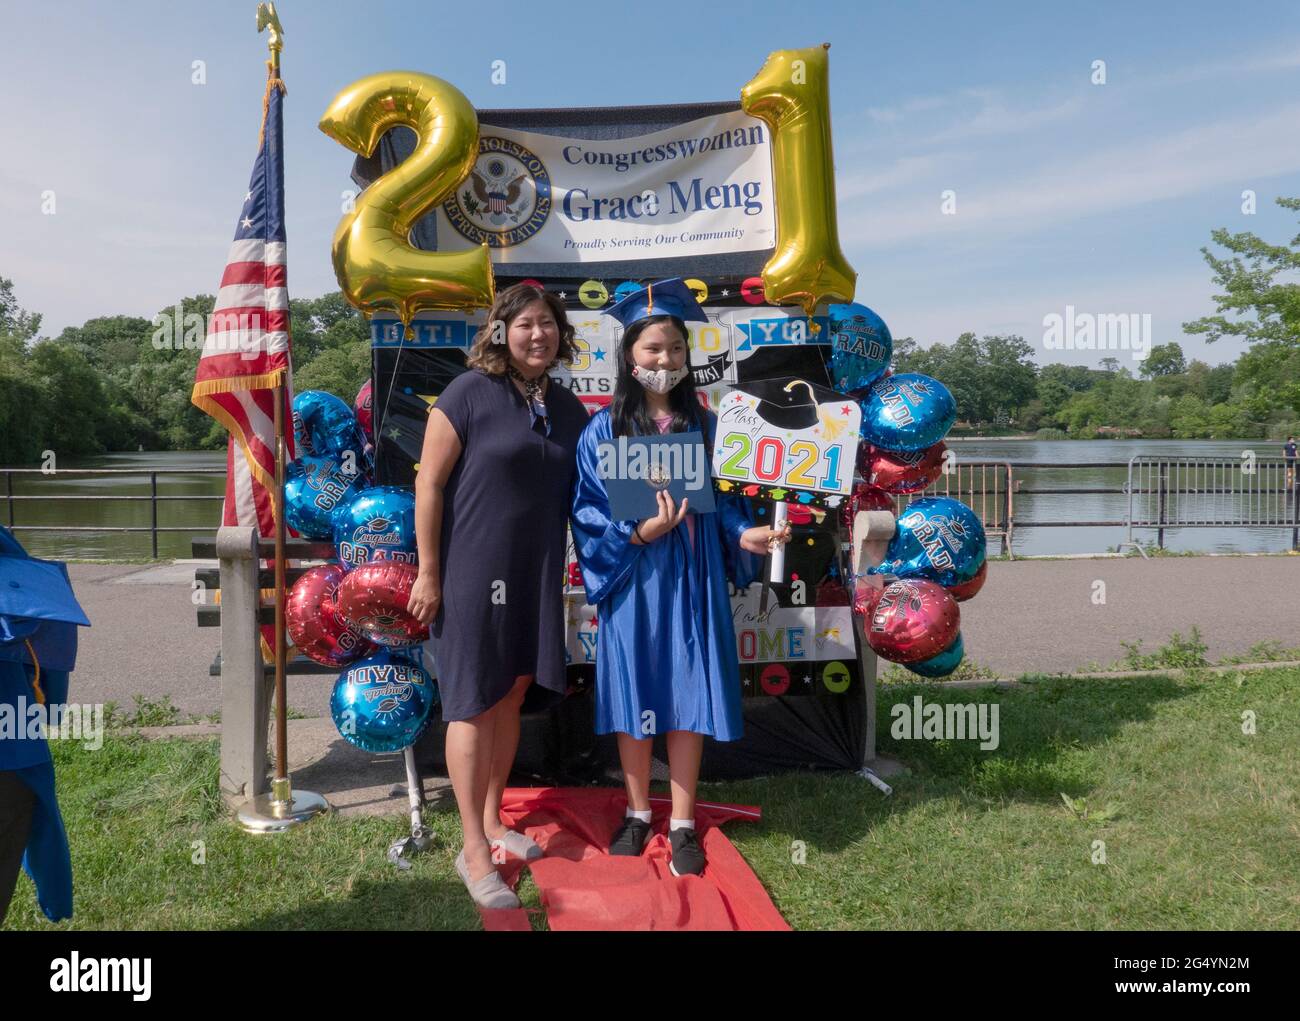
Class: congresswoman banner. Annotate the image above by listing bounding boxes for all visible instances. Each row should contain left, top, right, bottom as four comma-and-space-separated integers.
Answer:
432, 111, 776, 263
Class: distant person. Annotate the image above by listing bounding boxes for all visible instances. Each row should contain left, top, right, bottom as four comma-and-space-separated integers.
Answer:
1285, 436, 1297, 491
1, 527, 89, 925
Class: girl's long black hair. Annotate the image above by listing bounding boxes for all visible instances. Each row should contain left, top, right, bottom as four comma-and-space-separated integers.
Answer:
610, 314, 704, 438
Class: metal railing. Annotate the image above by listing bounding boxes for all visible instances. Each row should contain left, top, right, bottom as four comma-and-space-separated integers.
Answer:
1125, 456, 1300, 553
2, 467, 225, 559
5, 458, 1297, 559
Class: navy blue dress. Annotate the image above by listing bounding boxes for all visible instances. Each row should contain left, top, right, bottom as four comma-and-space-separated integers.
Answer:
425, 369, 587, 721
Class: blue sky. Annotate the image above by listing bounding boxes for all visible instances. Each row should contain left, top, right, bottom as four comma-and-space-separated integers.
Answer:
3, 0, 1299, 369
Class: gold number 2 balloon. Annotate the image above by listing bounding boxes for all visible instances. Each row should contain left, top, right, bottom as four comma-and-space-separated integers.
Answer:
319, 71, 496, 329
742, 45, 856, 319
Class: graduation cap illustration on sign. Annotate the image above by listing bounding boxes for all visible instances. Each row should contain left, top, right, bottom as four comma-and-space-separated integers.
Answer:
740, 378, 823, 431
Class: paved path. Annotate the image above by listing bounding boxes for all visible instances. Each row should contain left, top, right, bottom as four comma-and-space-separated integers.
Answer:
64, 555, 1300, 722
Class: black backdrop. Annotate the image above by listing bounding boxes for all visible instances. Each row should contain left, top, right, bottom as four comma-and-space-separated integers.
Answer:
351, 101, 868, 780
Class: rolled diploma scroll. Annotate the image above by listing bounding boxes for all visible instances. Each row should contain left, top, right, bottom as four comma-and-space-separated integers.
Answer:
769, 500, 788, 583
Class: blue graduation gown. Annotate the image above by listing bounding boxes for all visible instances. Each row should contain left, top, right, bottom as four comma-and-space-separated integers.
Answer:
1, 527, 88, 923
571, 408, 761, 740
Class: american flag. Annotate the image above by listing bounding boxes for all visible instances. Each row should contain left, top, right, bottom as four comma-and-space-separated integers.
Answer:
191, 69, 295, 654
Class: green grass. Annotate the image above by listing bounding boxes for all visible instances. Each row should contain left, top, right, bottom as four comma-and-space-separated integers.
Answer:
101, 694, 304, 729
5, 667, 1298, 930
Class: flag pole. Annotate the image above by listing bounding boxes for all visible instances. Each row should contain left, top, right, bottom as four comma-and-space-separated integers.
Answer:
237, 1, 328, 834
270, 381, 291, 801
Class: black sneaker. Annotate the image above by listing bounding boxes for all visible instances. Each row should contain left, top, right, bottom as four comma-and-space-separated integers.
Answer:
609, 817, 652, 856
668, 827, 705, 877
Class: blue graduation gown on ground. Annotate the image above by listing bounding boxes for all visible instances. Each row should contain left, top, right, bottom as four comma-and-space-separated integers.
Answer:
571, 408, 761, 740
0, 526, 89, 922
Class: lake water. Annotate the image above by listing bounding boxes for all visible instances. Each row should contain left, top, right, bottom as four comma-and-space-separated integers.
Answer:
3, 440, 1297, 560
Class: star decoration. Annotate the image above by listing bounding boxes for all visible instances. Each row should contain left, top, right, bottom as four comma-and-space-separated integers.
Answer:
241, 217, 254, 229
557, 292, 567, 299
385, 427, 402, 441
721, 289, 730, 297
841, 404, 852, 415
592, 349, 605, 361
245, 191, 252, 202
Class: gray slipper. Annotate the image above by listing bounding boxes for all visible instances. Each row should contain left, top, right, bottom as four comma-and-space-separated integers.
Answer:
455, 850, 521, 910
489, 829, 544, 862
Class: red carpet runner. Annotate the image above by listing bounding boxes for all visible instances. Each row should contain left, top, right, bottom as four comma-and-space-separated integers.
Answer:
477, 788, 790, 931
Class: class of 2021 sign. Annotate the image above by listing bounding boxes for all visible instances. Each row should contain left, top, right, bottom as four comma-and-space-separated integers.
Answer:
712, 377, 861, 509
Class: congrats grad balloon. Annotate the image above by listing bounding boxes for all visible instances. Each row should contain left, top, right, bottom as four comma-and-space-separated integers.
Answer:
336, 560, 428, 646
868, 496, 986, 587
858, 373, 957, 453
333, 486, 417, 570
292, 390, 367, 461
828, 302, 892, 396
865, 578, 960, 664
284, 454, 366, 540
858, 441, 948, 495
286, 564, 376, 667
354, 379, 374, 443
330, 648, 437, 753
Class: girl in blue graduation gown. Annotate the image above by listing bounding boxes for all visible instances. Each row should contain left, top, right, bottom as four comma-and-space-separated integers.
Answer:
570, 279, 792, 877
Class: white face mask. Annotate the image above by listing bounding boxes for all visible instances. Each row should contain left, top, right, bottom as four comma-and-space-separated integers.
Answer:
631, 364, 690, 395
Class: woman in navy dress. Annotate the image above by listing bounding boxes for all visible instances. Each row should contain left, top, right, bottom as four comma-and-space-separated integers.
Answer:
570, 279, 792, 878
407, 284, 587, 909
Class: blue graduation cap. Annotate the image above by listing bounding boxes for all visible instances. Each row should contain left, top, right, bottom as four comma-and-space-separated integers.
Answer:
602, 278, 710, 330
0, 530, 90, 673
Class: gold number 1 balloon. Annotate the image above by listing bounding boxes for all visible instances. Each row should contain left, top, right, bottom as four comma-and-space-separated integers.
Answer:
319, 71, 495, 329
742, 45, 856, 319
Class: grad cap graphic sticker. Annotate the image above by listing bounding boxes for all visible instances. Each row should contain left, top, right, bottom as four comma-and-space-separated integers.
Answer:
737, 378, 822, 431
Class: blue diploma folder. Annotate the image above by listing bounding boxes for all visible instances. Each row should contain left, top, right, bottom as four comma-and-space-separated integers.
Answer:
598, 431, 717, 521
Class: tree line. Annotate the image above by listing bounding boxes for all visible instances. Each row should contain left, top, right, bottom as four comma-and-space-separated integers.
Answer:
2, 196, 1298, 462
0, 284, 370, 464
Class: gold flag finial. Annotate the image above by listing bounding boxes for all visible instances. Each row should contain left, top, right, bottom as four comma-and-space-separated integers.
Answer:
256, 3, 284, 72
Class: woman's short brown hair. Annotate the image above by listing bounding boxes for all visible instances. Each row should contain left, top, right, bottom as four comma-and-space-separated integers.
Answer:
465, 283, 576, 374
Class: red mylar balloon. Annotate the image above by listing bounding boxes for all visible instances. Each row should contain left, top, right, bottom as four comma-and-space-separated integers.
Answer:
355, 379, 374, 442
851, 577, 884, 619
858, 441, 947, 495
839, 480, 895, 531
865, 578, 960, 664
946, 558, 988, 602
286, 564, 376, 667
337, 560, 429, 647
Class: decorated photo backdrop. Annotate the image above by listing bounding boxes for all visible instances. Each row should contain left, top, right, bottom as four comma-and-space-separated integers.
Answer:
317, 49, 989, 780
350, 94, 871, 779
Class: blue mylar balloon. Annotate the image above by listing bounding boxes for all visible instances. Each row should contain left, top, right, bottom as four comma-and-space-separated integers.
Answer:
858, 372, 956, 453
905, 632, 965, 678
330, 648, 437, 753
869, 496, 986, 587
293, 390, 367, 461
333, 486, 417, 571
284, 454, 366, 540
828, 302, 892, 396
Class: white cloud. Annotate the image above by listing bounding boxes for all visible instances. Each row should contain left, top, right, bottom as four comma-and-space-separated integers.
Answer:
838, 102, 1300, 247
836, 155, 942, 200
865, 93, 952, 124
